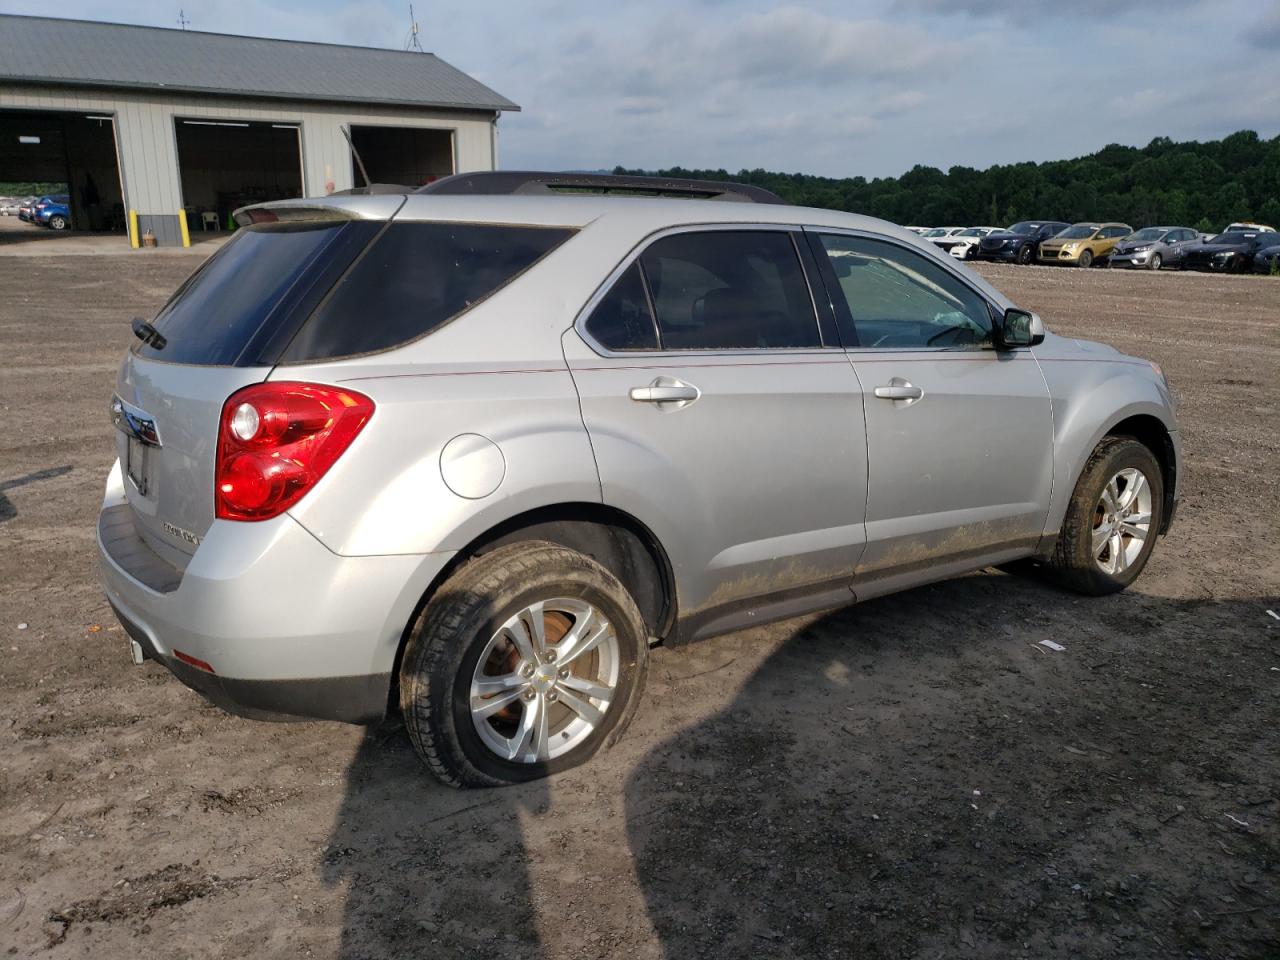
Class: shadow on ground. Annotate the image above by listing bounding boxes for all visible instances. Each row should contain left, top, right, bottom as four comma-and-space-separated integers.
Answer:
0, 465, 74, 523
324, 574, 1278, 959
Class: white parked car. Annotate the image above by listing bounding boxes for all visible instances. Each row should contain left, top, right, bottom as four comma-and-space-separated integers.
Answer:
920, 226, 963, 240
932, 226, 1001, 260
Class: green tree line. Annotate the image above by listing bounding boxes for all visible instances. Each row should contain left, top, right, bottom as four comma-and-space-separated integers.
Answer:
618, 130, 1280, 232
0, 181, 67, 198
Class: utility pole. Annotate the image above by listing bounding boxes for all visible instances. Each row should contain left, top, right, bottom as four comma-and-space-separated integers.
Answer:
177, 9, 190, 30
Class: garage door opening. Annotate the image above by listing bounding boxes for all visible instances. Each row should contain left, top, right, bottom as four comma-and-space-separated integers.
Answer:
349, 125, 453, 189
175, 118, 302, 236
0, 109, 126, 245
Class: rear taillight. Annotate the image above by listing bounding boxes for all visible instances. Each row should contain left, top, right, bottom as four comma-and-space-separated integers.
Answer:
215, 381, 374, 521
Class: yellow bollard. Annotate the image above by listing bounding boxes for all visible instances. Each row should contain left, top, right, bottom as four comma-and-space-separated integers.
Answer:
178, 209, 191, 248
128, 209, 140, 249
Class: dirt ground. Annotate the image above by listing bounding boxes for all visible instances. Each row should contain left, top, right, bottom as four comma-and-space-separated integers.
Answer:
0, 246, 1277, 960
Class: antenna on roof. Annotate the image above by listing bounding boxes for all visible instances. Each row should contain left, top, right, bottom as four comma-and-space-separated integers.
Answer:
341, 125, 372, 189
177, 8, 191, 30
404, 4, 424, 52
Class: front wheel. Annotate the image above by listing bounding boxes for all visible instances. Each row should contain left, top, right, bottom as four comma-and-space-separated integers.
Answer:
1148, 252, 1162, 271
1017, 244, 1033, 265
1078, 249, 1094, 268
400, 541, 649, 787
1046, 437, 1163, 595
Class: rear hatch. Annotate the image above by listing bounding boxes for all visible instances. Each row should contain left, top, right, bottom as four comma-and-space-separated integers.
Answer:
113, 207, 387, 563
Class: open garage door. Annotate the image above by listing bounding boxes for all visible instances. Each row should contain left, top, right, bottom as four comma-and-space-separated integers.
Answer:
175, 118, 302, 235
349, 125, 453, 189
0, 109, 126, 245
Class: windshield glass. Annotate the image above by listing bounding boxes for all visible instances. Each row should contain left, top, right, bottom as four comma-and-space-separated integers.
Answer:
957, 228, 986, 237
1007, 222, 1037, 235
921, 228, 949, 237
1057, 225, 1097, 240
1128, 228, 1164, 242
1209, 233, 1248, 244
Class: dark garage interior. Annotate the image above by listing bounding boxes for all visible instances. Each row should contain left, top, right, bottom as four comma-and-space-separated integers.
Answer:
0, 109, 125, 237
174, 118, 302, 231
349, 124, 453, 188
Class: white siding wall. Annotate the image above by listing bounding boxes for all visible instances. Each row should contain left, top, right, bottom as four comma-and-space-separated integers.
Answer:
0, 84, 499, 216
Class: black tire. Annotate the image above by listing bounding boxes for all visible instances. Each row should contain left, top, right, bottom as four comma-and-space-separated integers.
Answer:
1078, 249, 1094, 268
1017, 244, 1033, 265
399, 540, 649, 788
1149, 252, 1162, 271
1044, 437, 1163, 595
48, 215, 67, 231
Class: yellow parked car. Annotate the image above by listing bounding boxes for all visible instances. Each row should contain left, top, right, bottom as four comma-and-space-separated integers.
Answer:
1038, 222, 1133, 267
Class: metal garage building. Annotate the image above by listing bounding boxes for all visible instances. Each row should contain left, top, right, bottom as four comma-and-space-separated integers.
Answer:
0, 14, 517, 246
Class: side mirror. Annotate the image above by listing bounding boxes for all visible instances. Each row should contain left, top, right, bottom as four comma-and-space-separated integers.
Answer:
998, 308, 1045, 348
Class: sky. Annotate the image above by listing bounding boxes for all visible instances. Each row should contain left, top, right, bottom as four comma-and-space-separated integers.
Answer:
2, 0, 1278, 179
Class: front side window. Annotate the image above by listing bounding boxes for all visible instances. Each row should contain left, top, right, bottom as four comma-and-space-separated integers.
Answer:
817, 234, 992, 350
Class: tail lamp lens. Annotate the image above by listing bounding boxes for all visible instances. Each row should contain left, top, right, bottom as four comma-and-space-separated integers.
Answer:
215, 382, 374, 521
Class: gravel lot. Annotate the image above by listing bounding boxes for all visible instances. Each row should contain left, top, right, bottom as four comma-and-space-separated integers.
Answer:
0, 248, 1276, 959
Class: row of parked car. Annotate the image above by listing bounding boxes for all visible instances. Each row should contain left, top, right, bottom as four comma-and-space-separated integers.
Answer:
905, 221, 1280, 274
2, 194, 72, 229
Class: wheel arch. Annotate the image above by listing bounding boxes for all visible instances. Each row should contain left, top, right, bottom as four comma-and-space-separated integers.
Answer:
387, 502, 676, 715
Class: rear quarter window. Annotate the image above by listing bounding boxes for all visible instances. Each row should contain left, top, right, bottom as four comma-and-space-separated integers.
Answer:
279, 222, 575, 362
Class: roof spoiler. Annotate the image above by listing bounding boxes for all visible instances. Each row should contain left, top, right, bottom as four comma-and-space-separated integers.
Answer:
326, 183, 416, 197
417, 171, 784, 204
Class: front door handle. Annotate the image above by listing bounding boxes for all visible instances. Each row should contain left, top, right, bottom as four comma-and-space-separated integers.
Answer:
630, 377, 700, 407
873, 383, 924, 401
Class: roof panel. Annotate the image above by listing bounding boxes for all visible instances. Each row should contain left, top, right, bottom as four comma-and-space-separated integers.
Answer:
0, 15, 518, 112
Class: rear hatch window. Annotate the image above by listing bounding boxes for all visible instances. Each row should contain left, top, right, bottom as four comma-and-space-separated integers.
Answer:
136, 219, 574, 367
135, 220, 376, 366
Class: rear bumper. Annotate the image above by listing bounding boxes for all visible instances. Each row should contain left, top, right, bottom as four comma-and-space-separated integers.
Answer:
97, 459, 454, 724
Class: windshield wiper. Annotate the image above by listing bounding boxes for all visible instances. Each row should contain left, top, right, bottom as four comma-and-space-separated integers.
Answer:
131, 317, 167, 350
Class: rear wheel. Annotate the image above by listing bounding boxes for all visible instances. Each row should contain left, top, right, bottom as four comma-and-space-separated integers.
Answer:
1078, 249, 1094, 268
400, 541, 649, 787
1045, 437, 1163, 595
1149, 252, 1163, 271
48, 215, 68, 231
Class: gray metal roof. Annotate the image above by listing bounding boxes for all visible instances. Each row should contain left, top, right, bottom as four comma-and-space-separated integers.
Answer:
0, 15, 518, 113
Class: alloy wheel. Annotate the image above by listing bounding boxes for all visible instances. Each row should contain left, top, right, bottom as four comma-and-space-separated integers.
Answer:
1091, 467, 1153, 576
470, 598, 620, 763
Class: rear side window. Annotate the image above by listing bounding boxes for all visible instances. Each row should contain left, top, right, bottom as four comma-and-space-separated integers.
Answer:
138, 221, 352, 366
638, 231, 820, 350
281, 222, 574, 362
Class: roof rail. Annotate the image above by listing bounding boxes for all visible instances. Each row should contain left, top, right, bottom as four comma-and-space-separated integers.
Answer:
416, 171, 784, 205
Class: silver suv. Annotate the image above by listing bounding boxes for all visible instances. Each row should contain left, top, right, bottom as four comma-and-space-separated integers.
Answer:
98, 172, 1180, 787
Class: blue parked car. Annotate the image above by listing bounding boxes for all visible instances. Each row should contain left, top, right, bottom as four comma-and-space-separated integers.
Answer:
35, 194, 71, 230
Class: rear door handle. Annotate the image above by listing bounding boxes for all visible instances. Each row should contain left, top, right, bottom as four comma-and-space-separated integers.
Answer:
629, 377, 700, 406
873, 384, 923, 401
